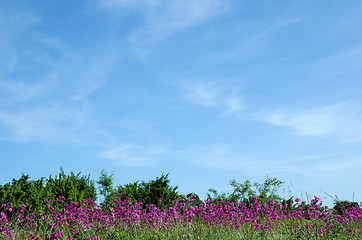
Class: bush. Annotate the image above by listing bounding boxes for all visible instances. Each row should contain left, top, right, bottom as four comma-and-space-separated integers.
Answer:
185, 192, 203, 206
0, 174, 48, 219
104, 173, 181, 209
333, 200, 360, 215
0, 167, 97, 219
44, 167, 97, 206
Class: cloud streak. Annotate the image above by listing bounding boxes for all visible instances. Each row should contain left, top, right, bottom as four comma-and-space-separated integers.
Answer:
256, 103, 362, 142
0, 104, 94, 144
179, 143, 362, 180
101, 143, 167, 167
309, 45, 362, 79
182, 80, 243, 115
100, 0, 229, 58
204, 17, 303, 62
0, 9, 117, 147
0, 80, 55, 104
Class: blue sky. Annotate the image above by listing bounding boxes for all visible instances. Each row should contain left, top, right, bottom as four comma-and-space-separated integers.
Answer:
1, 0, 362, 207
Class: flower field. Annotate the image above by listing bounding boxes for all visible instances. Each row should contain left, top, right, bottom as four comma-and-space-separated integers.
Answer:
1, 194, 361, 239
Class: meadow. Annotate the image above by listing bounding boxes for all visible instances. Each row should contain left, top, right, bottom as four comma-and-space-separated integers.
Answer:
0, 170, 361, 239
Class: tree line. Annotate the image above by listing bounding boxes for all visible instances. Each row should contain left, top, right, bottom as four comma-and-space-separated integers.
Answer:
0, 167, 358, 220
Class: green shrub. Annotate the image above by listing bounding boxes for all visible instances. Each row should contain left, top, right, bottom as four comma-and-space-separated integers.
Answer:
0, 167, 96, 219
185, 192, 203, 206
104, 173, 181, 209
0, 174, 48, 219
333, 200, 360, 215
44, 167, 97, 206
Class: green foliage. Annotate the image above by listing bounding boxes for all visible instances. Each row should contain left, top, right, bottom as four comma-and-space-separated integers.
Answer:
0, 174, 48, 219
333, 200, 360, 215
45, 167, 97, 205
0, 167, 96, 219
281, 197, 302, 212
105, 173, 181, 209
207, 176, 285, 205
206, 188, 229, 204
96, 169, 114, 201
230, 176, 284, 203
185, 192, 203, 206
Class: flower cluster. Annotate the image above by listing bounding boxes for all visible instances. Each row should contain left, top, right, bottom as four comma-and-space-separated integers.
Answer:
1, 211, 12, 238
1, 195, 361, 239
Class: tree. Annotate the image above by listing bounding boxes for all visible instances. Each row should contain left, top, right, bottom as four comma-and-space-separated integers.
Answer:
97, 169, 114, 202
230, 176, 284, 203
207, 176, 285, 206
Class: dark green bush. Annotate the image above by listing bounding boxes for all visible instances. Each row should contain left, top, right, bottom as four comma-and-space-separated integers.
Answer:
0, 168, 96, 219
333, 200, 360, 215
185, 192, 203, 206
104, 173, 181, 209
0, 174, 48, 219
45, 167, 97, 205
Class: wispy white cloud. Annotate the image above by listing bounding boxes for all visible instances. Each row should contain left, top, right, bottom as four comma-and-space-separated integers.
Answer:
309, 45, 362, 79
0, 7, 175, 169
102, 0, 227, 28
315, 158, 362, 176
180, 143, 362, 181
255, 103, 362, 142
178, 143, 308, 177
12, 11, 42, 26
0, 51, 113, 145
67, 56, 114, 101
312, 46, 362, 67
204, 17, 302, 62
184, 81, 220, 107
0, 80, 55, 104
0, 103, 93, 144
100, 0, 229, 58
0, 10, 42, 71
279, 157, 362, 180
101, 143, 167, 167
224, 97, 243, 115
0, 9, 116, 146
182, 80, 243, 115
185, 143, 258, 170
99, 0, 160, 10
146, 0, 228, 30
